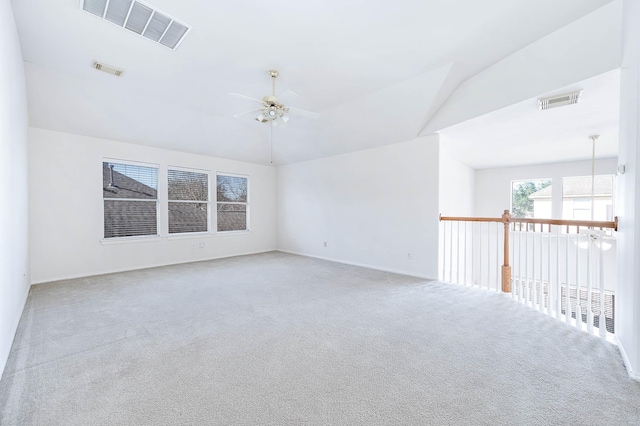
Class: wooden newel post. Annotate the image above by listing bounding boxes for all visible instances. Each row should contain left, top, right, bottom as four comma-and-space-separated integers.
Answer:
501, 209, 511, 293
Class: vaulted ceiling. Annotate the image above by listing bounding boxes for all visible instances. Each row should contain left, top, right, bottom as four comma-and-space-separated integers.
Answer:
11, 0, 617, 165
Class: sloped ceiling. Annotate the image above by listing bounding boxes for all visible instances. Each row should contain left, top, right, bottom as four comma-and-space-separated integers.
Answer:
11, 0, 615, 165
440, 69, 620, 170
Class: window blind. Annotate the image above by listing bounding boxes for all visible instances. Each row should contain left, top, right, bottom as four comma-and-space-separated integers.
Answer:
103, 161, 158, 238
168, 169, 209, 234
216, 174, 248, 232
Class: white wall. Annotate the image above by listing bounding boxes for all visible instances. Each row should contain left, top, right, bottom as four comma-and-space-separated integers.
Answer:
475, 158, 618, 218
277, 135, 440, 279
0, 0, 30, 378
439, 141, 475, 216
29, 128, 276, 284
616, 0, 640, 381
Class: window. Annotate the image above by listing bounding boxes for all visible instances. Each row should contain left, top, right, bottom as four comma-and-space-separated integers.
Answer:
103, 161, 158, 238
168, 169, 209, 234
562, 175, 614, 221
216, 174, 248, 232
511, 179, 552, 218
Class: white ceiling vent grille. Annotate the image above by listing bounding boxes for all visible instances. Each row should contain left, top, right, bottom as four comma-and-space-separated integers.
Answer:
93, 61, 123, 76
80, 0, 190, 50
538, 90, 582, 110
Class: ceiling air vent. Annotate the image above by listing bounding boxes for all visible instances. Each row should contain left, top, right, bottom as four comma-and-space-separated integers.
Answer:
538, 90, 582, 110
93, 61, 123, 76
80, 0, 191, 50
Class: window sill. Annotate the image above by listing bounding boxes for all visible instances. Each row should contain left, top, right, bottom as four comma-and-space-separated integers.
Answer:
101, 235, 162, 245
216, 230, 251, 236
167, 232, 212, 240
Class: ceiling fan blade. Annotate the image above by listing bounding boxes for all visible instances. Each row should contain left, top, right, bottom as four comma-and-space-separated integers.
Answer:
278, 90, 298, 104
288, 107, 319, 120
229, 93, 264, 105
232, 108, 262, 118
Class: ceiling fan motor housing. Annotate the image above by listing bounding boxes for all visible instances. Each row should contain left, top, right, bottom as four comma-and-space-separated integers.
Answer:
263, 95, 279, 106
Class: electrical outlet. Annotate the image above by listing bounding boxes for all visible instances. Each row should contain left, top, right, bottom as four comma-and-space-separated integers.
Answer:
323, 241, 328, 247
199, 242, 205, 248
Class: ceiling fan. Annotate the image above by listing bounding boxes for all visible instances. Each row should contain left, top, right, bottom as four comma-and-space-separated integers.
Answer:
229, 70, 318, 126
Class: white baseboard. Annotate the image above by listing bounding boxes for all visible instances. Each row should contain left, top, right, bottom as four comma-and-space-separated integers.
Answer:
616, 337, 640, 382
31, 249, 277, 285
276, 249, 436, 281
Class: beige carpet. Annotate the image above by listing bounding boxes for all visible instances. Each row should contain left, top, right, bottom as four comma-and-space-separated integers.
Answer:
1, 251, 639, 425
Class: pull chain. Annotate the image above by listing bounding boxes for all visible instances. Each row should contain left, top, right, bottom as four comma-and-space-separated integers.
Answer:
270, 121, 274, 164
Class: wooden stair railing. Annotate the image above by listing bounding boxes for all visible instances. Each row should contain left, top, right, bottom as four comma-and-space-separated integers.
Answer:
439, 210, 618, 293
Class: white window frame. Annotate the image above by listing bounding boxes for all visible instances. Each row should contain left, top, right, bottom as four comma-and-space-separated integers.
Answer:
167, 166, 211, 236
216, 172, 250, 234
102, 158, 160, 242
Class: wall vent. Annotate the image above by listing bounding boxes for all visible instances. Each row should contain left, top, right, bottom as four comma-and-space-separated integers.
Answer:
93, 61, 123, 76
80, 0, 190, 50
538, 90, 582, 110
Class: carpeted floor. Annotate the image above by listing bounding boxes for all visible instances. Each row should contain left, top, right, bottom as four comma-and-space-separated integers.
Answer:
1, 251, 639, 425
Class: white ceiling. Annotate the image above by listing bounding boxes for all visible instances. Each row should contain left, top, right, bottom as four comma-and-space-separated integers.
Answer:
11, 0, 616, 165
440, 69, 620, 169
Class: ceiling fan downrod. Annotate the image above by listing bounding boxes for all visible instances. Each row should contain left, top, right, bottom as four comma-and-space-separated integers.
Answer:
269, 70, 278, 97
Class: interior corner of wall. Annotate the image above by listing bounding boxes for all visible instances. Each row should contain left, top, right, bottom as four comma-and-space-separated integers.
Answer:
616, 335, 640, 382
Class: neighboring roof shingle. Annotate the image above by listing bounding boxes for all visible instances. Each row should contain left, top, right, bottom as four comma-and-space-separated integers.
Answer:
529, 176, 613, 199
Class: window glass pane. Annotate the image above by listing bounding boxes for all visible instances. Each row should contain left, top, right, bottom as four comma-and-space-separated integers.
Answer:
217, 175, 247, 202
511, 179, 551, 218
168, 170, 208, 201
104, 200, 157, 238
217, 203, 247, 232
169, 202, 208, 234
562, 175, 614, 221
103, 161, 158, 239
103, 162, 158, 200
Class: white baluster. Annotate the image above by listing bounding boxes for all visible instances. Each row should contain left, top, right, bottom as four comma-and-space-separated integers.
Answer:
599, 232, 607, 339
517, 227, 522, 302
456, 221, 460, 285
510, 225, 515, 298
576, 303, 583, 331
555, 226, 561, 319
513, 228, 522, 302
575, 233, 582, 330
537, 229, 542, 312
486, 222, 491, 291
441, 221, 446, 281
463, 221, 468, 286
478, 222, 482, 288
471, 222, 476, 288
547, 227, 551, 316
540, 225, 549, 315
586, 232, 593, 334
565, 232, 571, 325
525, 230, 530, 306
532, 227, 537, 309
448, 221, 453, 283
496, 222, 500, 292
